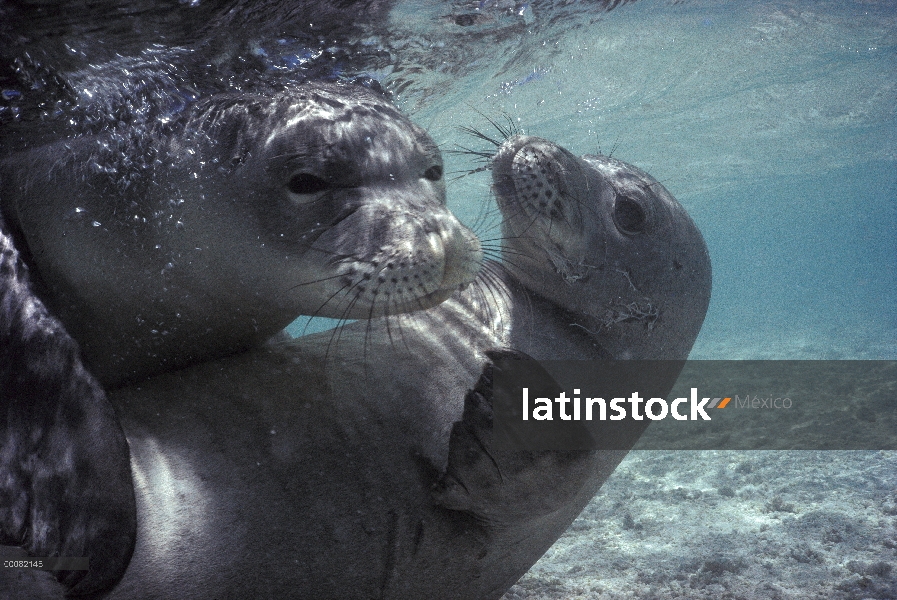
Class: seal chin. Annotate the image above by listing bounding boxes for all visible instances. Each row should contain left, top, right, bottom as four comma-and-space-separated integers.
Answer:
410, 225, 484, 310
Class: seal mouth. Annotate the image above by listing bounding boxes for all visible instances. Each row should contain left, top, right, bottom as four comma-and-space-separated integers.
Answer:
491, 136, 582, 213
490, 135, 532, 212
302, 207, 482, 320
352, 227, 482, 317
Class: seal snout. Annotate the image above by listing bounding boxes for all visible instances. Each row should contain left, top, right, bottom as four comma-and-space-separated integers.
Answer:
302, 203, 481, 319
491, 136, 586, 224
489, 136, 595, 280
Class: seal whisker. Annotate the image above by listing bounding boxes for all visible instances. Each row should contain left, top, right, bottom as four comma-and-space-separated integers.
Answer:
473, 264, 502, 333
456, 126, 504, 149
304, 279, 357, 325
360, 294, 381, 383
478, 236, 533, 247
467, 198, 501, 240
489, 248, 537, 268
477, 262, 509, 333
471, 206, 512, 240
295, 279, 359, 341
479, 242, 532, 256
446, 167, 491, 184
608, 138, 620, 158
510, 209, 547, 242
473, 222, 506, 242
317, 260, 387, 361
381, 309, 403, 354
479, 248, 503, 261
446, 145, 495, 160
379, 292, 432, 353
324, 288, 367, 364
472, 202, 503, 220
391, 307, 415, 356
388, 294, 427, 356
478, 241, 533, 267
286, 272, 347, 292
462, 107, 520, 143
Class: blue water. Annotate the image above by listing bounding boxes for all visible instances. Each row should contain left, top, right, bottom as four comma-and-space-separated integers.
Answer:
292, 0, 897, 361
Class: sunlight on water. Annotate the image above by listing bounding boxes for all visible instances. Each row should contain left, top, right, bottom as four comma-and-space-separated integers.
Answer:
294, 0, 896, 356
390, 0, 897, 361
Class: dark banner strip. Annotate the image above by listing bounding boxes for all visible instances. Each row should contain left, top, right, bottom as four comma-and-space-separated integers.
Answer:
492, 360, 897, 450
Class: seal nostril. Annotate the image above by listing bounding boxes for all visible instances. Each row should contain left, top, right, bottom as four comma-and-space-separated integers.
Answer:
613, 196, 648, 235
423, 165, 443, 181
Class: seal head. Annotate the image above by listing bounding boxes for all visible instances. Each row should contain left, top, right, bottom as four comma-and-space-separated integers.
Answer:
492, 135, 710, 359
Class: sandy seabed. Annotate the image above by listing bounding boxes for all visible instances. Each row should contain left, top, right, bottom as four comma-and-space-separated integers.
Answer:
504, 333, 897, 599
504, 449, 897, 600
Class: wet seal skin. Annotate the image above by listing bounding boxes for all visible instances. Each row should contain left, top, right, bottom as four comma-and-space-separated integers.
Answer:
0, 213, 136, 598
45, 135, 709, 599
0, 81, 481, 597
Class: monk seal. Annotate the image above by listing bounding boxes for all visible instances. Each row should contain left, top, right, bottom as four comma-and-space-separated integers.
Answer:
0, 81, 482, 387
0, 82, 482, 596
0, 134, 708, 598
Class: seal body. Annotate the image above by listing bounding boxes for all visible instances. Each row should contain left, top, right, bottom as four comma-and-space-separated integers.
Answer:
0, 82, 481, 386
0, 82, 480, 597
13, 135, 708, 599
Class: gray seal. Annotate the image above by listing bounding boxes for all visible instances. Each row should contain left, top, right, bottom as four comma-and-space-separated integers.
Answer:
0, 82, 482, 386
0, 134, 710, 599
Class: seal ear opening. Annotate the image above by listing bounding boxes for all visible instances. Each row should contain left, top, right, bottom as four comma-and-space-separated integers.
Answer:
287, 173, 331, 195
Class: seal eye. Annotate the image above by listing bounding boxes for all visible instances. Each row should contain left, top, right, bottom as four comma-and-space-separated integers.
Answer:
288, 173, 330, 195
613, 196, 648, 235
423, 165, 443, 182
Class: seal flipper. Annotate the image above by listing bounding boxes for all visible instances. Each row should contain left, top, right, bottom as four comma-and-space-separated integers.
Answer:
0, 218, 136, 596
432, 349, 594, 526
